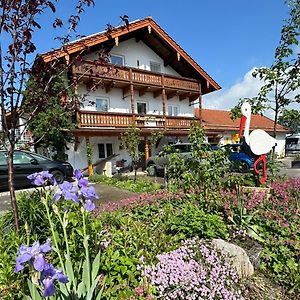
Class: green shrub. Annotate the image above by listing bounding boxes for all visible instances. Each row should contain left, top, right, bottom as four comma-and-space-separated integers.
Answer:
167, 203, 229, 241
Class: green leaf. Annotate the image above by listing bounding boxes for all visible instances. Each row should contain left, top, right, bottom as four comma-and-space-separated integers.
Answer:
27, 279, 42, 300
91, 250, 101, 282
65, 257, 76, 287
77, 281, 86, 298
86, 275, 102, 300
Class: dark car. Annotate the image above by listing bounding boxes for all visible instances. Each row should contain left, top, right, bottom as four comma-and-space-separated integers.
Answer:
146, 143, 192, 176
222, 144, 255, 172
146, 143, 217, 176
0, 150, 74, 190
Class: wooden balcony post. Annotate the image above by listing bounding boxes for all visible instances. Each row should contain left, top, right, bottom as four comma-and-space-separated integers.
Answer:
129, 69, 135, 124
85, 136, 94, 176
162, 74, 166, 116
198, 83, 202, 125
145, 136, 149, 161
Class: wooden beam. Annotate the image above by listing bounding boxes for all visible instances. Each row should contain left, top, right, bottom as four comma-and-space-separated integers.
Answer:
122, 85, 131, 99
139, 86, 150, 97
135, 33, 143, 43
153, 89, 162, 98
179, 93, 190, 101
104, 81, 115, 93
162, 89, 166, 116
145, 136, 149, 160
86, 79, 94, 91
130, 69, 135, 113
167, 91, 178, 100
164, 54, 176, 67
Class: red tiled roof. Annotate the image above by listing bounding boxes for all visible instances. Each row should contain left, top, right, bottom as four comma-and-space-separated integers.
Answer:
195, 108, 289, 133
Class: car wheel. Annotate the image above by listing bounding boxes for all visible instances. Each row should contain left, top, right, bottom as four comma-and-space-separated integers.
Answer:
239, 161, 250, 173
147, 164, 157, 176
51, 170, 65, 184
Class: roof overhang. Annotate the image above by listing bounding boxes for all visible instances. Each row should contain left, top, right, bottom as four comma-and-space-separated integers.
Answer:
40, 17, 220, 95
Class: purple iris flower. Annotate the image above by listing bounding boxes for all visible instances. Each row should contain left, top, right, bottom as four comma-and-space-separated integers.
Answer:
74, 169, 88, 188
41, 264, 68, 297
27, 171, 56, 186
84, 199, 95, 212
53, 181, 79, 204
79, 186, 98, 212
14, 240, 51, 273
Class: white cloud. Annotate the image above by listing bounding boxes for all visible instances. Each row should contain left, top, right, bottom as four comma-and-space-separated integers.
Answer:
203, 68, 264, 110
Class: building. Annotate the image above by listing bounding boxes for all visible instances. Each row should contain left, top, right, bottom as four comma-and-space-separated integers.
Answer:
195, 108, 290, 157
40, 17, 220, 173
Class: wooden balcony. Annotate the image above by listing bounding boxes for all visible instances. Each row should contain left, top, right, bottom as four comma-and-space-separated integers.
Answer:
78, 111, 196, 130
72, 60, 200, 100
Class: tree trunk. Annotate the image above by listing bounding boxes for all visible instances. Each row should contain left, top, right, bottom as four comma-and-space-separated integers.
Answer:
7, 148, 20, 232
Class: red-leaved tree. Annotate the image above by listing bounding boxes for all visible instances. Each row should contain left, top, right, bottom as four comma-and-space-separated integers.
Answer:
0, 0, 95, 232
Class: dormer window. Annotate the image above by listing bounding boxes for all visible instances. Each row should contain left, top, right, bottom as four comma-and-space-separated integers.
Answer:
150, 61, 161, 73
110, 54, 124, 66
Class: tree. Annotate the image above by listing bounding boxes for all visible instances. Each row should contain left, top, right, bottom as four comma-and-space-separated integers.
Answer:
278, 108, 300, 133
120, 125, 143, 181
0, 0, 95, 232
24, 74, 75, 161
231, 0, 300, 137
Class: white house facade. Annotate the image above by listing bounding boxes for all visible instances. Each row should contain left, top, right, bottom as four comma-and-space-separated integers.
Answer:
40, 17, 220, 174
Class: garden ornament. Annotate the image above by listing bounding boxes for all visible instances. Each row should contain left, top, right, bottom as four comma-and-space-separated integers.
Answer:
238, 102, 276, 184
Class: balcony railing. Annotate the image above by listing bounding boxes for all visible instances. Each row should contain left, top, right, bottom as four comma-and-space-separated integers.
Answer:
78, 111, 196, 129
72, 60, 200, 92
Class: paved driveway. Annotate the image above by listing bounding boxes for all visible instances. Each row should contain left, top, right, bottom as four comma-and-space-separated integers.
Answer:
0, 182, 136, 214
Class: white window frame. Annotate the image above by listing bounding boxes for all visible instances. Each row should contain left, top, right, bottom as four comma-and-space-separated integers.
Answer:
167, 105, 179, 116
136, 101, 148, 115
95, 97, 109, 112
150, 61, 161, 73
110, 54, 125, 66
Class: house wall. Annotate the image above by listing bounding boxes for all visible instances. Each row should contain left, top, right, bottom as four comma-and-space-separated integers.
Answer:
66, 134, 191, 173
78, 85, 194, 117
69, 38, 196, 172
84, 38, 180, 77
219, 131, 286, 157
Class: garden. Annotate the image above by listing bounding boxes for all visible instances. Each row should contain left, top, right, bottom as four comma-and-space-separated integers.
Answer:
0, 125, 299, 300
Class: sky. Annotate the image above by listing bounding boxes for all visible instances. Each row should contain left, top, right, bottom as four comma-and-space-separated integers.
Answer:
18, 0, 299, 111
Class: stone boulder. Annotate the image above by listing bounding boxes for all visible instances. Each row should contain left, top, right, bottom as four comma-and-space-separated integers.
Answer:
211, 239, 254, 279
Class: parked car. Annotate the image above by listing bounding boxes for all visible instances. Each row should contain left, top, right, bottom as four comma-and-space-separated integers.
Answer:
0, 150, 74, 190
285, 134, 300, 156
146, 143, 192, 176
221, 143, 255, 172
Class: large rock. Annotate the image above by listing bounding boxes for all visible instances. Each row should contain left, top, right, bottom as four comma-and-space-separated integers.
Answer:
211, 239, 254, 279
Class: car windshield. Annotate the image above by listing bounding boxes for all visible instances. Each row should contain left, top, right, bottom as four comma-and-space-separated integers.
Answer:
29, 152, 51, 162
0, 152, 7, 165
172, 144, 191, 153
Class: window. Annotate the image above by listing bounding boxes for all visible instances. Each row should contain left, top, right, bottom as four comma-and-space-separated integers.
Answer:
96, 98, 108, 112
13, 152, 33, 164
137, 102, 147, 115
0, 152, 6, 165
110, 54, 124, 66
167, 105, 179, 116
150, 61, 161, 73
98, 143, 113, 159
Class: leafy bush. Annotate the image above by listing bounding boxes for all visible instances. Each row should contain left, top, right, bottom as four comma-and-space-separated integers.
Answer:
166, 124, 229, 194
167, 204, 229, 241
